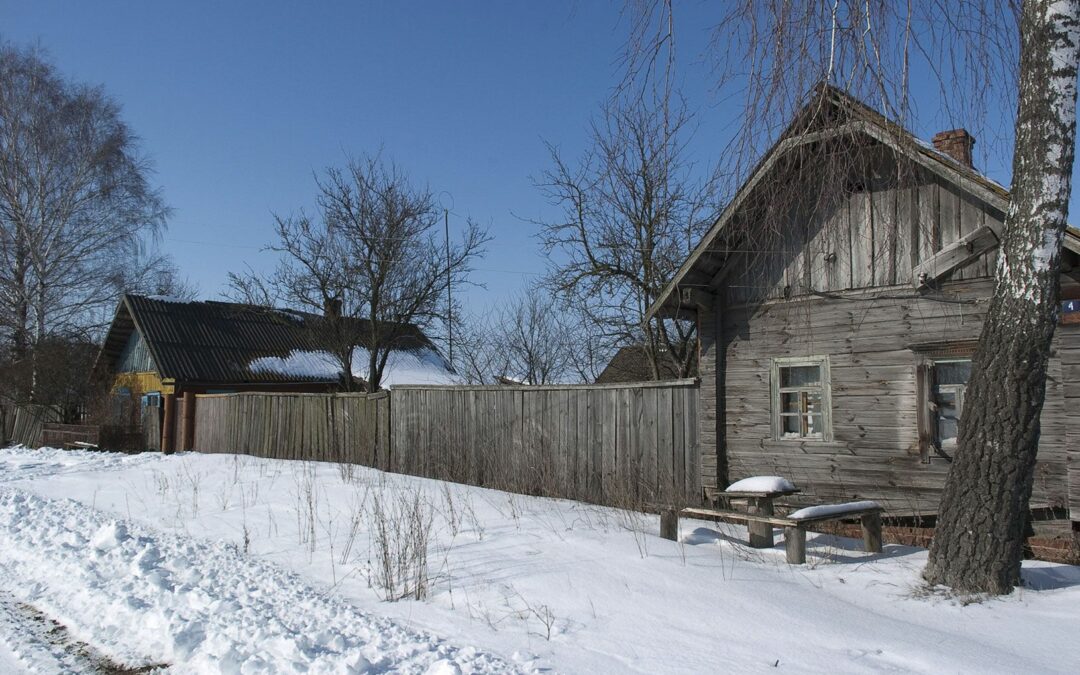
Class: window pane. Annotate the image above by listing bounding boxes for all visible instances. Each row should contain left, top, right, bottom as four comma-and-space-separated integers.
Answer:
781, 415, 801, 437
781, 365, 820, 388
935, 360, 971, 386
936, 391, 959, 443
781, 392, 800, 413
804, 391, 822, 414
806, 414, 823, 436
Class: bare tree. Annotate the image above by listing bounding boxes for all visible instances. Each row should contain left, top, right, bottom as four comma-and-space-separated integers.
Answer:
0, 43, 168, 401
231, 154, 489, 391
446, 314, 497, 385
228, 210, 364, 390
624, 0, 1079, 594
489, 292, 574, 385
534, 95, 718, 380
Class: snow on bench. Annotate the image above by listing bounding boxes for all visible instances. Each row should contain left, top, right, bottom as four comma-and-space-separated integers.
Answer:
725, 476, 797, 493
788, 500, 881, 521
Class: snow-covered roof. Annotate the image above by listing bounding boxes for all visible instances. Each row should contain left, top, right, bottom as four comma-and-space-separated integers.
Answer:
95, 294, 456, 387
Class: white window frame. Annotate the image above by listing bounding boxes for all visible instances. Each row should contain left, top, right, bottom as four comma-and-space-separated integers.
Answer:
771, 356, 832, 441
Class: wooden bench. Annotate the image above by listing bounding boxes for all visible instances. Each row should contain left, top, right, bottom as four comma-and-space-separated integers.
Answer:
661, 502, 883, 564
710, 488, 800, 548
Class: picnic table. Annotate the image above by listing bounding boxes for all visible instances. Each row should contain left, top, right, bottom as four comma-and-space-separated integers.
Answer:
709, 488, 802, 548
661, 498, 884, 564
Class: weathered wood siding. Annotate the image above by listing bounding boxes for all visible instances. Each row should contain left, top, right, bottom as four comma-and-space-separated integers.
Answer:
725, 152, 1004, 305
192, 392, 391, 467
714, 277, 1071, 514
1060, 321, 1080, 518
389, 381, 701, 507
697, 302, 724, 495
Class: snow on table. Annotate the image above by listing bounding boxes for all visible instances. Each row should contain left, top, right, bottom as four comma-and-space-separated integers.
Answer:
725, 476, 797, 493
787, 500, 881, 520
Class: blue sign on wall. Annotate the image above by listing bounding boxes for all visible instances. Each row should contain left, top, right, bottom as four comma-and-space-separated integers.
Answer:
1062, 300, 1080, 324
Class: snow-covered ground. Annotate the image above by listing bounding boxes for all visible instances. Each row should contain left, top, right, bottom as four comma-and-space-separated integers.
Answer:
1, 447, 1078, 674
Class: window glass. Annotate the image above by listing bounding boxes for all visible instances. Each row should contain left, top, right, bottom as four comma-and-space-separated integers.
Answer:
936, 391, 959, 444
935, 361, 971, 386
781, 392, 800, 413
931, 359, 970, 447
781, 365, 820, 388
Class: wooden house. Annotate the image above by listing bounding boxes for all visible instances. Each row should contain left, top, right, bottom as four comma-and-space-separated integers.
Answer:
93, 294, 456, 450
648, 85, 1080, 522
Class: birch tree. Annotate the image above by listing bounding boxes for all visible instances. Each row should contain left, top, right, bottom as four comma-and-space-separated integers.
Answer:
0, 43, 168, 400
924, 0, 1080, 594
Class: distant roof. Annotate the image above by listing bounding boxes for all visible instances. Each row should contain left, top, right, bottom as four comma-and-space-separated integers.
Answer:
595, 345, 690, 384
94, 294, 448, 386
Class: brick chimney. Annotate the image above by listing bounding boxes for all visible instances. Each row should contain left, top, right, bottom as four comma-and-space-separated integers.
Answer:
931, 129, 975, 168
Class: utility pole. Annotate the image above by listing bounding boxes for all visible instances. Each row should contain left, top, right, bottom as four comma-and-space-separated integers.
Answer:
445, 208, 453, 364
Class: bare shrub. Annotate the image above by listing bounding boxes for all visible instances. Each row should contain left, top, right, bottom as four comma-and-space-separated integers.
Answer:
292, 462, 318, 553
366, 484, 436, 601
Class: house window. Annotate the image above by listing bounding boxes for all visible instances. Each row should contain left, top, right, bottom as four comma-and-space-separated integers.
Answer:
912, 341, 976, 462
772, 357, 831, 440
929, 359, 971, 449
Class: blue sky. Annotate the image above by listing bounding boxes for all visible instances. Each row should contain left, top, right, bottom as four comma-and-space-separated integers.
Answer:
0, 1, 1067, 318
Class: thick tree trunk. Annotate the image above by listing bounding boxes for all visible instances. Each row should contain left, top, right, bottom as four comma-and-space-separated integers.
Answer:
924, 0, 1080, 595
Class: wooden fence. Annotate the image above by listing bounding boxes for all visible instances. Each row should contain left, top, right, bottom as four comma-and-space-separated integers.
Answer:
187, 380, 701, 508
3, 404, 61, 447
193, 392, 391, 466
389, 381, 701, 506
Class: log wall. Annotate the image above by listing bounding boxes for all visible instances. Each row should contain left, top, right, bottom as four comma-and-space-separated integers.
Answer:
715, 277, 1073, 514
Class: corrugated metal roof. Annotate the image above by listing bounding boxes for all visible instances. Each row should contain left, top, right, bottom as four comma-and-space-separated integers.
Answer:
96, 294, 437, 386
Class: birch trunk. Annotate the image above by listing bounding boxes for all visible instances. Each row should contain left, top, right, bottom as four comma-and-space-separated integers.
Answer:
924, 0, 1080, 595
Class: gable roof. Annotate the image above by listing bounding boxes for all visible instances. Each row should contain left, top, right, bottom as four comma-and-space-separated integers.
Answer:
647, 84, 1080, 318
594, 345, 689, 384
94, 294, 447, 386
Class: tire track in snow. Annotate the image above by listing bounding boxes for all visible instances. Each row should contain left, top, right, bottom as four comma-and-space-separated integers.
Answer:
0, 487, 526, 674
0, 590, 166, 673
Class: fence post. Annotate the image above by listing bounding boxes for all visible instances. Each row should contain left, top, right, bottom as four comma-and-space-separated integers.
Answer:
162, 393, 176, 454
180, 391, 196, 451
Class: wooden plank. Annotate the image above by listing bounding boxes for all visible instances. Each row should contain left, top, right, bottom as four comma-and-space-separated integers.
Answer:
849, 189, 874, 288
656, 385, 674, 503
641, 386, 659, 503
871, 180, 898, 287
911, 225, 998, 286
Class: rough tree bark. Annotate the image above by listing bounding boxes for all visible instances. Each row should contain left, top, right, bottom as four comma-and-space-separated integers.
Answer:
924, 0, 1080, 595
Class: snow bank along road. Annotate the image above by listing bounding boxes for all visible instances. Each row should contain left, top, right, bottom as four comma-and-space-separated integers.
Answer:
0, 486, 520, 673
2, 447, 1079, 674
